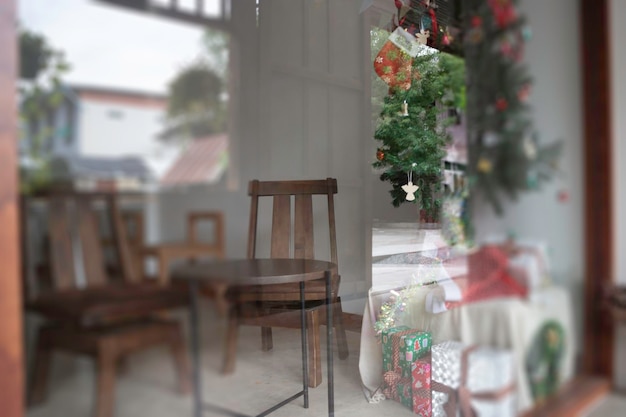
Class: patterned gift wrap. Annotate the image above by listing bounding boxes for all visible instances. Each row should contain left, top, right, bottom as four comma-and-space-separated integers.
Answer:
386, 356, 433, 415
431, 391, 449, 417
432, 341, 464, 389
400, 331, 432, 378
398, 379, 413, 409
382, 326, 411, 373
411, 357, 432, 416
431, 341, 517, 417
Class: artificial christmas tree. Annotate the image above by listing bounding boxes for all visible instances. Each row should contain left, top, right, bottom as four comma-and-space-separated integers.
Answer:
464, 0, 561, 214
373, 48, 465, 222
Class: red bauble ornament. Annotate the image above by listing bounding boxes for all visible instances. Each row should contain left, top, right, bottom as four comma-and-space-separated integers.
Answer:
488, 0, 517, 28
558, 190, 569, 203
500, 41, 512, 57
472, 16, 483, 28
496, 98, 508, 111
376, 149, 385, 161
518, 84, 531, 102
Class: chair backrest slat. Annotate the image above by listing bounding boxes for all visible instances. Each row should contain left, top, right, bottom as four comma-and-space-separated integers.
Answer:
27, 193, 141, 297
76, 197, 107, 287
270, 195, 291, 258
255, 180, 337, 196
107, 195, 139, 284
47, 198, 76, 291
247, 180, 260, 258
294, 194, 314, 259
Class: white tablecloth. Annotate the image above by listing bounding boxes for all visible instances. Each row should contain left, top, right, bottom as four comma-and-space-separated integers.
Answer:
359, 285, 576, 414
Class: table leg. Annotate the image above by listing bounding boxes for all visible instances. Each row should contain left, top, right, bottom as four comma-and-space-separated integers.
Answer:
189, 280, 203, 417
326, 270, 334, 417
300, 281, 309, 408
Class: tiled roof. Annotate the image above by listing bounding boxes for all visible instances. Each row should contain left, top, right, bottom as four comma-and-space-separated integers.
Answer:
161, 134, 228, 186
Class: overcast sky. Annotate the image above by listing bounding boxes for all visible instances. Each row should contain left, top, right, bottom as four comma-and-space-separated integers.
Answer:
18, 0, 208, 93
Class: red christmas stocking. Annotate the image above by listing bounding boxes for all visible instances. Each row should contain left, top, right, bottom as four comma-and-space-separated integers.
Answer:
374, 40, 413, 91
374, 26, 423, 91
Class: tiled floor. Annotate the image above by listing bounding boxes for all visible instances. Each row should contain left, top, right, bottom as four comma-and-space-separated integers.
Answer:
25, 225, 625, 416
26, 306, 395, 417
25, 305, 625, 417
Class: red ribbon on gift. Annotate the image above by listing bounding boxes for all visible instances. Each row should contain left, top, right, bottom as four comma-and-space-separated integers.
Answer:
464, 245, 529, 303
382, 370, 407, 400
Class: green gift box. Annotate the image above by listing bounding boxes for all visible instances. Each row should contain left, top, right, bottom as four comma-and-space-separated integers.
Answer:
397, 379, 413, 409
381, 326, 411, 373
399, 331, 432, 378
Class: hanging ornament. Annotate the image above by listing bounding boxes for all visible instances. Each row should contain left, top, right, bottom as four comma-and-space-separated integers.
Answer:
374, 27, 419, 91
415, 29, 430, 45
376, 148, 385, 161
500, 39, 514, 58
483, 132, 500, 146
518, 84, 531, 102
468, 26, 484, 44
402, 166, 419, 201
477, 157, 493, 173
488, 0, 518, 28
522, 26, 533, 41
423, 0, 438, 45
496, 97, 509, 111
442, 28, 453, 46
524, 137, 537, 159
467, 16, 484, 45
401, 100, 409, 116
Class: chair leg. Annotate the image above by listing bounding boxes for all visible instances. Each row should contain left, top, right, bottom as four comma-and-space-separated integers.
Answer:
222, 306, 239, 374
29, 331, 52, 405
95, 343, 117, 417
261, 327, 273, 352
333, 297, 349, 360
169, 324, 191, 395
306, 309, 322, 388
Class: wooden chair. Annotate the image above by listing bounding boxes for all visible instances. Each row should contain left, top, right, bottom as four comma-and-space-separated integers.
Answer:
25, 193, 191, 417
142, 211, 225, 285
223, 178, 349, 388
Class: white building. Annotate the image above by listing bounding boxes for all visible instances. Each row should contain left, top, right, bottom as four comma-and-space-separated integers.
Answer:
22, 84, 183, 189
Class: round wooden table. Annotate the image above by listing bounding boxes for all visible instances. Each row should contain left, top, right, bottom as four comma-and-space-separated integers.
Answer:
172, 258, 336, 417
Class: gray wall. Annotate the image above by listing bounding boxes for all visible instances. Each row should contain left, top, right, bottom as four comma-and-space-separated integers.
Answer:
157, 0, 370, 315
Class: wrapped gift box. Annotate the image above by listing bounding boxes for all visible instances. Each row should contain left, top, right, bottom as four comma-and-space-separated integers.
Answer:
432, 341, 464, 389
385, 355, 432, 415
400, 331, 432, 378
382, 327, 433, 415
431, 342, 516, 417
411, 357, 432, 416
467, 347, 516, 417
382, 326, 412, 373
